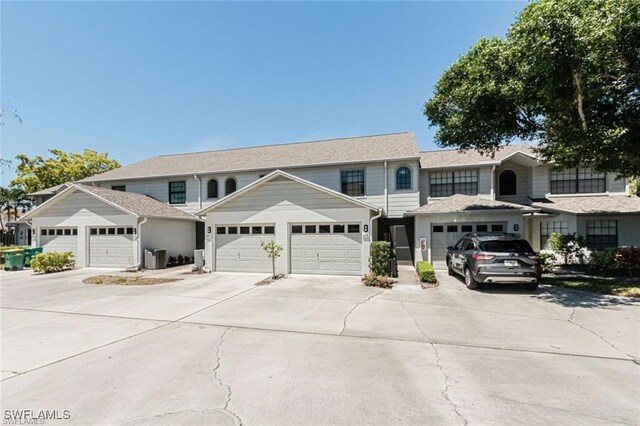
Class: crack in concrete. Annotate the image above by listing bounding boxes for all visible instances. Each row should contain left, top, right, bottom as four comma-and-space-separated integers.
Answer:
430, 343, 468, 425
212, 327, 243, 426
339, 289, 386, 335
401, 302, 433, 342
568, 308, 638, 362
1, 284, 260, 383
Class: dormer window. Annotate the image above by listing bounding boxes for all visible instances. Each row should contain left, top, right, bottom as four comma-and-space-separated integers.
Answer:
395, 166, 412, 190
550, 168, 605, 194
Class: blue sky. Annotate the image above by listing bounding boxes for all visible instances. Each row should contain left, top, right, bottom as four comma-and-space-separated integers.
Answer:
1, 1, 525, 184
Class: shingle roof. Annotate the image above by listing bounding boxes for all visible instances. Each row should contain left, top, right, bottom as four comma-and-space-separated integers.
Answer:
82, 132, 419, 182
532, 196, 640, 215
420, 145, 538, 169
70, 185, 199, 220
29, 183, 69, 196
408, 194, 537, 215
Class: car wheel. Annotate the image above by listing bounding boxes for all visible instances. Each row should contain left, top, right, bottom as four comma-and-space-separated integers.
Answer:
447, 260, 455, 276
523, 282, 539, 291
464, 268, 479, 290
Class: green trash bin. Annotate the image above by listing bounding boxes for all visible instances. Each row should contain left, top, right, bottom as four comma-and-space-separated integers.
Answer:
24, 247, 43, 267
4, 250, 25, 271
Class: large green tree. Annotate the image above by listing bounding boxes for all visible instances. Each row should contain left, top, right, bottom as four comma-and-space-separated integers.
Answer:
424, 0, 640, 178
11, 149, 120, 194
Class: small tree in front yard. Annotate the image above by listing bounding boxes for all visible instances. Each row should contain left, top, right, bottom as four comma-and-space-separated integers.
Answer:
548, 233, 586, 265
260, 240, 283, 279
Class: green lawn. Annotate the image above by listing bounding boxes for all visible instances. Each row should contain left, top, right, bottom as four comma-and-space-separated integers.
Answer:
543, 276, 640, 298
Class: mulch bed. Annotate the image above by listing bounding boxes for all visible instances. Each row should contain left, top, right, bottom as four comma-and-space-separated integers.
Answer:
83, 275, 181, 286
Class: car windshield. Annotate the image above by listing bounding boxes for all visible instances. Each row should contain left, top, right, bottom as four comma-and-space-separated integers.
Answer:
479, 240, 533, 253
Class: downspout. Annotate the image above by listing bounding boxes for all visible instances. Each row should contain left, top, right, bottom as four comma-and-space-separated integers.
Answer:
384, 161, 389, 215
369, 208, 383, 240
135, 217, 148, 270
194, 175, 202, 209
490, 165, 497, 200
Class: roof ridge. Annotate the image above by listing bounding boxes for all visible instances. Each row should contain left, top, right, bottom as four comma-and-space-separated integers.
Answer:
156, 132, 413, 158
419, 144, 533, 154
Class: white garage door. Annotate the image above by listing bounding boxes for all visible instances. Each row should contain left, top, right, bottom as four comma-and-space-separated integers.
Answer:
430, 222, 507, 269
89, 226, 135, 268
40, 228, 78, 258
290, 223, 362, 276
215, 225, 275, 272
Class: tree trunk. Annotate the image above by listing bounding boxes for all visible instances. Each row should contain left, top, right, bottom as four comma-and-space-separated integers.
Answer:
572, 69, 588, 131
272, 258, 276, 279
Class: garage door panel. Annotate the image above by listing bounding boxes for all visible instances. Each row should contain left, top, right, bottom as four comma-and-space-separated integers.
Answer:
347, 248, 361, 259
430, 222, 507, 269
40, 228, 79, 260
290, 223, 362, 276
89, 227, 135, 268
215, 227, 273, 273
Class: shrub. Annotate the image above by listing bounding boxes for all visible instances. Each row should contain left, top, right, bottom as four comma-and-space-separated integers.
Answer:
416, 261, 437, 283
616, 247, 640, 276
547, 233, 586, 264
30, 252, 75, 273
539, 252, 557, 273
362, 272, 394, 288
369, 241, 393, 276
588, 248, 619, 272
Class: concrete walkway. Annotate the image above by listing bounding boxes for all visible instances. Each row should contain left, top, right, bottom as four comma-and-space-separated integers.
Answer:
396, 264, 421, 285
1, 268, 638, 424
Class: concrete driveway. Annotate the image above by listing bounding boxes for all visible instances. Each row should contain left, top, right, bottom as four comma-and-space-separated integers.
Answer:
1, 268, 638, 425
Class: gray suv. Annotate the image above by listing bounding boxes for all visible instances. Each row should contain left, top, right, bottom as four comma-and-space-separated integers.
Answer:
446, 232, 542, 290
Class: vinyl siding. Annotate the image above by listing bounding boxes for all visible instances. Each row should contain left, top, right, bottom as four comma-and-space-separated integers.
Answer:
607, 176, 627, 194
142, 219, 196, 259
532, 165, 627, 197
31, 191, 136, 267
532, 166, 549, 198
495, 161, 532, 205
205, 178, 373, 275
419, 166, 493, 205
98, 160, 420, 218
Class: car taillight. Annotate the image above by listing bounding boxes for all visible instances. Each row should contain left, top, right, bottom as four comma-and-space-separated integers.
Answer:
473, 253, 495, 261
536, 265, 543, 274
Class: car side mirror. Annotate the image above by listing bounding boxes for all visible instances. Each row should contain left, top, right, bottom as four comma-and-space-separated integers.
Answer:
447, 246, 454, 251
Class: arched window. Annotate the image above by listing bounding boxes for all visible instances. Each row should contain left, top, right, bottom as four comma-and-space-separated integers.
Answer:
395, 166, 412, 190
207, 179, 218, 199
225, 177, 237, 195
499, 170, 517, 196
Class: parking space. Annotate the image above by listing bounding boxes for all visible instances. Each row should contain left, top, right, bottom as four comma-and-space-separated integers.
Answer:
1, 269, 638, 424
